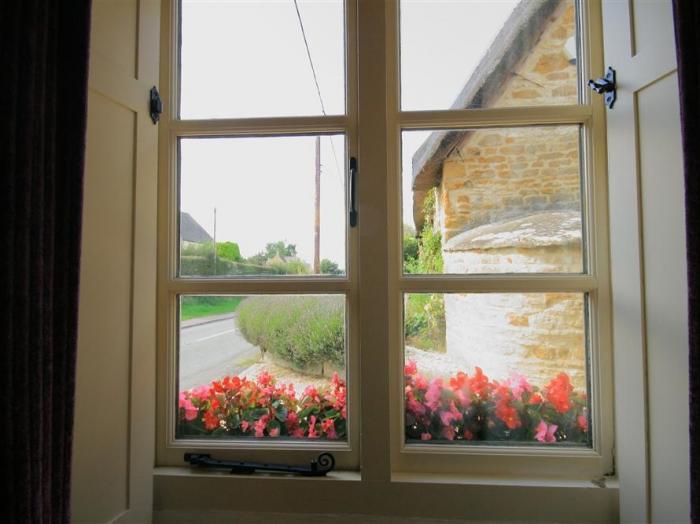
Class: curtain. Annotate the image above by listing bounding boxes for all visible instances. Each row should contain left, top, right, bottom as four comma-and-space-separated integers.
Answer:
672, 1, 700, 521
0, 1, 92, 521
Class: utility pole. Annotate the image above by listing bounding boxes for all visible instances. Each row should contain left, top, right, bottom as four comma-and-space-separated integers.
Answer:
213, 207, 217, 275
314, 136, 321, 273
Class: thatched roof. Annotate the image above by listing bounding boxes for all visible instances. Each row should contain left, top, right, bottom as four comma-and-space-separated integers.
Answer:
411, 0, 562, 230
180, 212, 212, 243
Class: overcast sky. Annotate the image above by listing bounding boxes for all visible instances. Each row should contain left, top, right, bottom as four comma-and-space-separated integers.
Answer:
180, 0, 519, 268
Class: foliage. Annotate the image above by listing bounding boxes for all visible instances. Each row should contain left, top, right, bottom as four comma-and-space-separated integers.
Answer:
262, 241, 297, 260
403, 190, 445, 351
320, 258, 343, 275
236, 296, 344, 373
216, 241, 242, 262
180, 296, 244, 321
178, 371, 347, 439
266, 257, 310, 275
404, 293, 445, 352
404, 362, 589, 444
180, 255, 278, 276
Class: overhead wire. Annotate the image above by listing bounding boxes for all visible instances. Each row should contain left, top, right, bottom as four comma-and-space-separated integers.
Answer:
292, 0, 343, 182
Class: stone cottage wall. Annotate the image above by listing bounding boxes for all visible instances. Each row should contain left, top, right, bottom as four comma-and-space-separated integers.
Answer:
430, 1, 587, 390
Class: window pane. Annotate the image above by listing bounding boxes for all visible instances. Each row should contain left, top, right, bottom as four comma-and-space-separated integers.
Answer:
404, 292, 590, 447
402, 126, 584, 274
177, 294, 347, 441
179, 135, 346, 277
400, 0, 579, 111
180, 0, 345, 119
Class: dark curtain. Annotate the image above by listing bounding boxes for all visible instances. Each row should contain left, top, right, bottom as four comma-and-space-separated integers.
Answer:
673, 1, 700, 521
0, 1, 92, 522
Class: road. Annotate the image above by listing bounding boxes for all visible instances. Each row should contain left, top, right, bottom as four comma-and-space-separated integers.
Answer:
179, 314, 261, 391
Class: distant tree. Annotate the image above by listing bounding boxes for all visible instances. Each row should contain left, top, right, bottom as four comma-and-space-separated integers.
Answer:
216, 241, 242, 262
264, 241, 297, 260
320, 259, 342, 275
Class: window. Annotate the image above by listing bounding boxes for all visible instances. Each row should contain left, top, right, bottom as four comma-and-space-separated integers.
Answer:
158, 0, 612, 481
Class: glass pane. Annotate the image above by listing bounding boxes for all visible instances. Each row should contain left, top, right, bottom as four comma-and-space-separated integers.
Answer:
177, 294, 347, 440
179, 135, 346, 277
400, 0, 579, 111
404, 292, 590, 447
180, 0, 345, 119
402, 126, 584, 274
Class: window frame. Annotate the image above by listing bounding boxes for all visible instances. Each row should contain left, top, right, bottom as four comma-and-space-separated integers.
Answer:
156, 0, 614, 482
384, 0, 614, 478
156, 0, 362, 470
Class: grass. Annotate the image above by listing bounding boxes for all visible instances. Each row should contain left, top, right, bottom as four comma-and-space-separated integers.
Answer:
180, 296, 244, 321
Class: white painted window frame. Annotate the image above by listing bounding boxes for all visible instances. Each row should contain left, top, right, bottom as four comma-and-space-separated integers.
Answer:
156, 0, 614, 485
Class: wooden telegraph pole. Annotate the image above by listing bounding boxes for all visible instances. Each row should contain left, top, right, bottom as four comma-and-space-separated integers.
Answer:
314, 136, 321, 273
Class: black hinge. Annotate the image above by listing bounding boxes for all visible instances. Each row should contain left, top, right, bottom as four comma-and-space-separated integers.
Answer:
149, 86, 163, 124
349, 157, 358, 227
588, 67, 616, 109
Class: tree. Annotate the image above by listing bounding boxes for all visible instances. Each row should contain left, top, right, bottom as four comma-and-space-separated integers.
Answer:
320, 259, 342, 275
216, 241, 242, 262
264, 241, 297, 259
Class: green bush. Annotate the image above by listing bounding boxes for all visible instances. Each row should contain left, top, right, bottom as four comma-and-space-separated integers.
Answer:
216, 241, 242, 262
403, 189, 445, 351
180, 254, 280, 276
181, 296, 244, 320
237, 296, 344, 374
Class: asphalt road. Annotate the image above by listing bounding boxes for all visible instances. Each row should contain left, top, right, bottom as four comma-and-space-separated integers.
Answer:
178, 314, 260, 391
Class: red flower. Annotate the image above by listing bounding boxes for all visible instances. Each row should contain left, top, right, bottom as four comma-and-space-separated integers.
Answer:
203, 409, 219, 431
404, 360, 418, 376
469, 367, 491, 399
545, 373, 574, 414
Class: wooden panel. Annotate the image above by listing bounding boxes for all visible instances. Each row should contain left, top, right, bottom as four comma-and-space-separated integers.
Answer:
631, 0, 675, 57
91, 0, 139, 77
637, 72, 690, 523
72, 90, 135, 523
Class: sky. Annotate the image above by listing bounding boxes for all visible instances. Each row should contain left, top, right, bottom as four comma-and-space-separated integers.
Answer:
180, 0, 519, 268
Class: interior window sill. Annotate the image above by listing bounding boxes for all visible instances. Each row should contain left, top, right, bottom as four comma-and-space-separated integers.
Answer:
154, 466, 362, 482
391, 471, 620, 490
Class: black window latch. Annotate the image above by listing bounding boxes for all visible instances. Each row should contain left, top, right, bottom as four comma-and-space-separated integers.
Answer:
349, 157, 358, 227
149, 86, 163, 124
588, 67, 616, 109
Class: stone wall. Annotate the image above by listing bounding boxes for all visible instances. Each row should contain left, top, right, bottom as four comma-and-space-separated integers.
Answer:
428, 1, 587, 390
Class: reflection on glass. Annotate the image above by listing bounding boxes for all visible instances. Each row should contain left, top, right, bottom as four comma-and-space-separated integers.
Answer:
400, 0, 579, 111
404, 292, 590, 446
179, 135, 346, 278
402, 126, 583, 275
177, 294, 347, 440
180, 0, 345, 119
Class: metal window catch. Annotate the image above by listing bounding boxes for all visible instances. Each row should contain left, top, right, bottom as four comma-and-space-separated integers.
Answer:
588, 67, 616, 109
149, 86, 163, 124
184, 452, 335, 477
349, 157, 358, 227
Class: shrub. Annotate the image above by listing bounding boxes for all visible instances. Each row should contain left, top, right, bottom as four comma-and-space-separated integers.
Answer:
178, 371, 346, 439
404, 362, 589, 444
320, 259, 343, 275
216, 241, 242, 262
236, 296, 344, 373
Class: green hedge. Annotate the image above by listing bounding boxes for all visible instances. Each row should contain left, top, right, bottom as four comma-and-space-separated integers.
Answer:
181, 255, 280, 276
237, 296, 344, 374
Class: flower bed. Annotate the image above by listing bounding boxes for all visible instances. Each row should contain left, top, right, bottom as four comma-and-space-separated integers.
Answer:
177, 371, 347, 439
404, 361, 589, 444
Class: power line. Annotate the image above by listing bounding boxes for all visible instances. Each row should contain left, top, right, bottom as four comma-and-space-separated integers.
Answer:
292, 0, 342, 181
293, 0, 326, 115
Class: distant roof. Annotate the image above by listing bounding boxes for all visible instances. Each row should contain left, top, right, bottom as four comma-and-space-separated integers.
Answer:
411, 0, 562, 230
180, 212, 212, 243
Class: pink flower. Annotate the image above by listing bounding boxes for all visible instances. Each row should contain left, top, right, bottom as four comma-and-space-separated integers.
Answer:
321, 418, 337, 439
307, 415, 318, 438
506, 372, 532, 401
534, 420, 558, 443
420, 433, 432, 441
577, 414, 588, 432
424, 378, 443, 411
241, 420, 250, 432
268, 426, 280, 437
438, 401, 462, 426
254, 415, 269, 437
182, 398, 198, 421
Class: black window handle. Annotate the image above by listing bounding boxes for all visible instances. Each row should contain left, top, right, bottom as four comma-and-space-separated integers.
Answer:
349, 156, 358, 227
